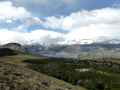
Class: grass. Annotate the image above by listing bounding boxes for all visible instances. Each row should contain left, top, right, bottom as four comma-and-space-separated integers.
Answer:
23, 58, 120, 90
1, 54, 120, 90
0, 54, 41, 65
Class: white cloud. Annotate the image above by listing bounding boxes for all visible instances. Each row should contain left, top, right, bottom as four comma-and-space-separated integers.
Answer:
6, 19, 13, 23
0, 29, 64, 45
0, 1, 30, 21
43, 16, 64, 29
64, 24, 120, 44
0, 6, 120, 45
1, 24, 120, 45
24, 17, 43, 27
43, 8, 120, 30
0, 1, 43, 28
40, 7, 120, 44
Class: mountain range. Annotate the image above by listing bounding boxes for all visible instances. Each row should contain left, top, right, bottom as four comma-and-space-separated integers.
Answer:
1, 42, 120, 59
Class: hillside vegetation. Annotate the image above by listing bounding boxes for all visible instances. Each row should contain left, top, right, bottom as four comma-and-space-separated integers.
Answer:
0, 43, 120, 90
0, 54, 86, 90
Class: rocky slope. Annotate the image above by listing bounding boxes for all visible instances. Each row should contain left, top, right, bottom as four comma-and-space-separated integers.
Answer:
0, 62, 86, 90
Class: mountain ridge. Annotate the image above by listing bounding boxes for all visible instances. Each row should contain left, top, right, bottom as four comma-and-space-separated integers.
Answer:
1, 42, 120, 59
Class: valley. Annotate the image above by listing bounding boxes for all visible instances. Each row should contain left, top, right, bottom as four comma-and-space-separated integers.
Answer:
24, 57, 120, 90
0, 43, 120, 90
0, 53, 120, 90
0, 54, 86, 90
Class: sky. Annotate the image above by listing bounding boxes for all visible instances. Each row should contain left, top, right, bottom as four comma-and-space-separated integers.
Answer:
0, 0, 120, 45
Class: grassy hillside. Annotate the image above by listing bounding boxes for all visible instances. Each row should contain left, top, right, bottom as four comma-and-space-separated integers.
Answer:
1, 53, 120, 90
23, 57, 120, 90
0, 54, 86, 90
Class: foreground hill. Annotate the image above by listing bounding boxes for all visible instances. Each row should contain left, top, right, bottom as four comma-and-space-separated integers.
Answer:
0, 62, 86, 90
0, 57, 86, 90
0, 43, 86, 90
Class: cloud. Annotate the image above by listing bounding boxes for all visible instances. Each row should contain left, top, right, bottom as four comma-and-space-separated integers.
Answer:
0, 29, 64, 45
9, 0, 93, 17
0, 1, 30, 22
43, 8, 120, 30
35, 7, 119, 44
0, 1, 42, 31
24, 17, 43, 27
6, 20, 13, 23
0, 2, 120, 45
